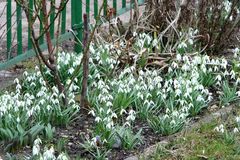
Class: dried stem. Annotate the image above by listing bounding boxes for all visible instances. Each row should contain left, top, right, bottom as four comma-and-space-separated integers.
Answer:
81, 14, 89, 107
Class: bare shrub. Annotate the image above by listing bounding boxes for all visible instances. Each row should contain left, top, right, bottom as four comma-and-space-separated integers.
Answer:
144, 0, 240, 54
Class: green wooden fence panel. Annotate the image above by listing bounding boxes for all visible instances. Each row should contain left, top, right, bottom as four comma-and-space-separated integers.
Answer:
103, 0, 107, 16
2, 0, 145, 70
0, 32, 75, 70
71, 0, 82, 53
61, 4, 67, 34
17, 3, 22, 55
113, 0, 117, 12
122, 0, 126, 8
28, 0, 33, 50
7, 0, 12, 59
86, 0, 90, 19
94, 0, 98, 19
50, 0, 56, 39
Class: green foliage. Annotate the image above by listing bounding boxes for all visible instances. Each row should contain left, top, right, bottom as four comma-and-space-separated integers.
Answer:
44, 124, 55, 142
223, 131, 236, 145
188, 90, 208, 116
81, 137, 110, 160
147, 113, 185, 135
0, 123, 45, 151
114, 126, 142, 150
220, 81, 238, 106
198, 70, 216, 88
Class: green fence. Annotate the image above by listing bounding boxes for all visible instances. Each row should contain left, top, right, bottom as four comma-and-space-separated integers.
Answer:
0, 0, 144, 70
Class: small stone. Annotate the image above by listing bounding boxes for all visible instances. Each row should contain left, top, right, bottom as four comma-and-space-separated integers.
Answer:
125, 156, 138, 160
68, 142, 74, 146
61, 135, 68, 138
208, 104, 218, 112
112, 137, 122, 149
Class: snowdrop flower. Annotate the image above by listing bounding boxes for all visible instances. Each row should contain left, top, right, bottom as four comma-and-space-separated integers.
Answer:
16, 117, 20, 123
223, 70, 229, 77
106, 121, 114, 129
233, 48, 239, 57
188, 38, 193, 45
237, 91, 240, 97
88, 110, 95, 117
233, 128, 239, 133
33, 138, 42, 156
230, 70, 236, 79
197, 95, 204, 102
120, 109, 127, 115
168, 67, 173, 73
175, 89, 181, 97
215, 124, 225, 133
95, 117, 102, 123
27, 109, 33, 117
179, 113, 187, 119
14, 78, 19, 84
133, 32, 137, 37
152, 39, 158, 47
107, 108, 111, 114
166, 108, 171, 113
68, 67, 74, 74
172, 111, 179, 117
236, 78, 240, 85
106, 101, 113, 107
111, 112, 117, 119
236, 116, 240, 123
176, 54, 182, 61
126, 109, 136, 121
16, 83, 22, 90
223, 0, 232, 13
39, 99, 46, 105
43, 146, 55, 160
178, 42, 187, 49
46, 105, 51, 111
182, 64, 189, 71
170, 120, 176, 125
99, 108, 104, 113
172, 61, 178, 68
57, 153, 69, 160
163, 114, 170, 119
215, 74, 222, 85
23, 71, 28, 77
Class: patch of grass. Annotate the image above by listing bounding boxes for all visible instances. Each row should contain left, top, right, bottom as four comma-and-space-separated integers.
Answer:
150, 121, 240, 160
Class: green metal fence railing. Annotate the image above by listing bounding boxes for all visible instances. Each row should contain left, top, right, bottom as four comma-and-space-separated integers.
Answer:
0, 0, 145, 70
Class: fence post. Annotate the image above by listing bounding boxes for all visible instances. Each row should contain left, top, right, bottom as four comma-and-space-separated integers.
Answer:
17, 3, 22, 55
113, 0, 117, 12
50, 0, 55, 39
28, 0, 33, 50
103, 0, 107, 16
7, 0, 12, 59
71, 0, 82, 53
94, 0, 98, 19
61, 3, 67, 34
122, 0, 126, 8
86, 0, 90, 19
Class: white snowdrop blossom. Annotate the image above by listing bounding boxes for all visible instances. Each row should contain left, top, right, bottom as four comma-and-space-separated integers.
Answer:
233, 127, 239, 133
32, 138, 42, 156
43, 147, 55, 160
214, 124, 225, 133
126, 109, 136, 122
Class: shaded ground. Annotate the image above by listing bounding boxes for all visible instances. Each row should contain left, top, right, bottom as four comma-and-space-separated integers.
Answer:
1, 102, 235, 160
2, 108, 163, 160
141, 106, 240, 160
